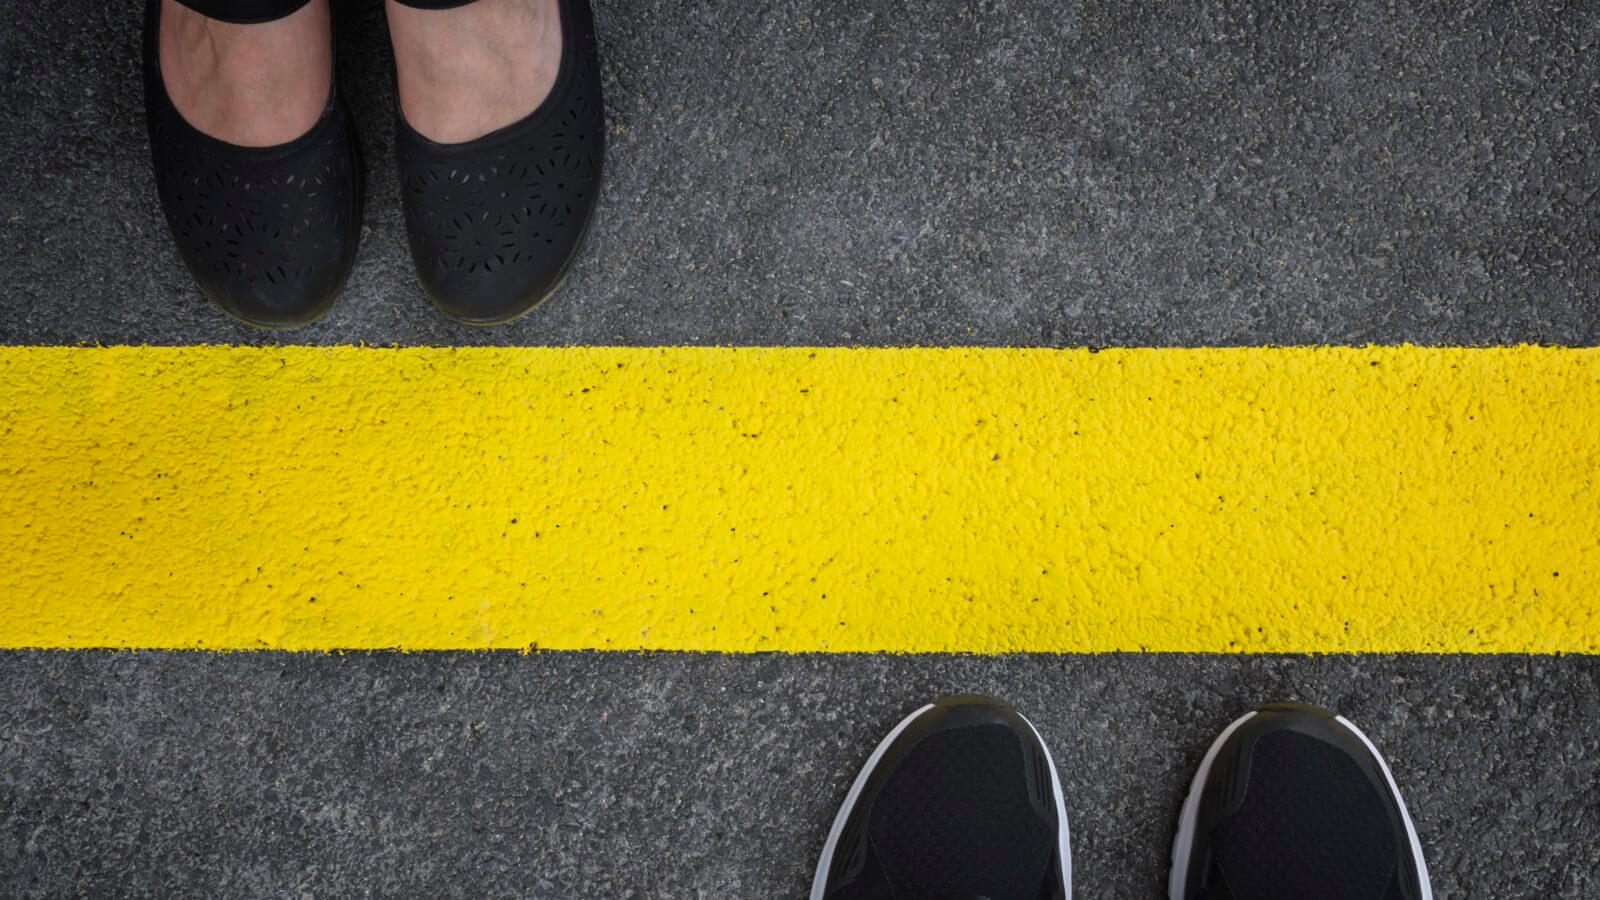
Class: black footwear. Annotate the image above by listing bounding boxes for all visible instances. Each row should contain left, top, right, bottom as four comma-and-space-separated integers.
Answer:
812, 695, 1071, 900
394, 0, 606, 325
1170, 702, 1432, 900
143, 0, 363, 328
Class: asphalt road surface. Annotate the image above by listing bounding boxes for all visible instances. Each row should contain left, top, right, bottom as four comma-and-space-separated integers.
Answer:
2, 0, 1597, 896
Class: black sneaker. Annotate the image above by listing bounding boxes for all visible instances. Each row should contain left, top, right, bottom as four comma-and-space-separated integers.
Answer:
1169, 702, 1432, 900
812, 695, 1071, 900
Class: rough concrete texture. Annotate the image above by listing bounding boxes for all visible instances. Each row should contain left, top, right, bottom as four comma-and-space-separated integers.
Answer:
2, 0, 1598, 896
5, 345, 1597, 654
0, 0, 1596, 346
2, 652, 1597, 897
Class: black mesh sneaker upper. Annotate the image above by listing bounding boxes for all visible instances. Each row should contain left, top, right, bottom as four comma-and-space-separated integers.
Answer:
868, 722, 1057, 899
1202, 724, 1412, 900
817, 697, 1066, 900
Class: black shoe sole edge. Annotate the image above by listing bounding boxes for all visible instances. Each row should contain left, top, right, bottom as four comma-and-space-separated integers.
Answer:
808, 697, 1073, 900
1166, 705, 1433, 900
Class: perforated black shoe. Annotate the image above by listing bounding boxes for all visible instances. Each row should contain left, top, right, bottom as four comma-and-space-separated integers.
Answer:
1170, 702, 1432, 900
394, 0, 605, 325
143, 0, 363, 328
812, 695, 1072, 900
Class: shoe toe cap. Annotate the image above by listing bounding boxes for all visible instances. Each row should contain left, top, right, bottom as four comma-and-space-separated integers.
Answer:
199, 266, 346, 328
416, 244, 577, 325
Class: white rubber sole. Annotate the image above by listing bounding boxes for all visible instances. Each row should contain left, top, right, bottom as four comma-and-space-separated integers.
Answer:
1335, 714, 1433, 900
1167, 711, 1432, 900
810, 703, 1073, 899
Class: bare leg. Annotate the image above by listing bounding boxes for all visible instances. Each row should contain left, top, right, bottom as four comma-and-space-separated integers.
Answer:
157, 0, 333, 147
386, 0, 563, 144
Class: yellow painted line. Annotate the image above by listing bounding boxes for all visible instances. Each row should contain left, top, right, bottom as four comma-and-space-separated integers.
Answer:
1, 345, 1596, 653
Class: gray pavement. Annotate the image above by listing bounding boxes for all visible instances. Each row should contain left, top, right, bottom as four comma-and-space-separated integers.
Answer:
3, 652, 1598, 897
0, 0, 1596, 347
2, 0, 1599, 896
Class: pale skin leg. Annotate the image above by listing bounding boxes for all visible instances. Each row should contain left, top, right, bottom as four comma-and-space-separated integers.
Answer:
385, 0, 564, 144
158, 0, 562, 148
157, 0, 332, 147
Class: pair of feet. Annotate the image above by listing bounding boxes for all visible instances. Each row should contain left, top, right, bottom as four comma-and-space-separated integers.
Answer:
158, 0, 562, 148
813, 696, 1431, 899
146, 0, 604, 327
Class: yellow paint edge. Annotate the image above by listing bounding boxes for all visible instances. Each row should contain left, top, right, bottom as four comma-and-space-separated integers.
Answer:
2, 345, 1596, 653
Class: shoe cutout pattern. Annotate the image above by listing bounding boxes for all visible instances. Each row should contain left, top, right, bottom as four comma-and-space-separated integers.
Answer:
396, 0, 605, 324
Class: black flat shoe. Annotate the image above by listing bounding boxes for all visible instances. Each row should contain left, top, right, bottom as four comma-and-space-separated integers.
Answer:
143, 0, 363, 329
394, 0, 605, 325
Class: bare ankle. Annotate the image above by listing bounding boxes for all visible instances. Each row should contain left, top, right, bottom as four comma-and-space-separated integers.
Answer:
387, 0, 563, 144
158, 0, 332, 147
